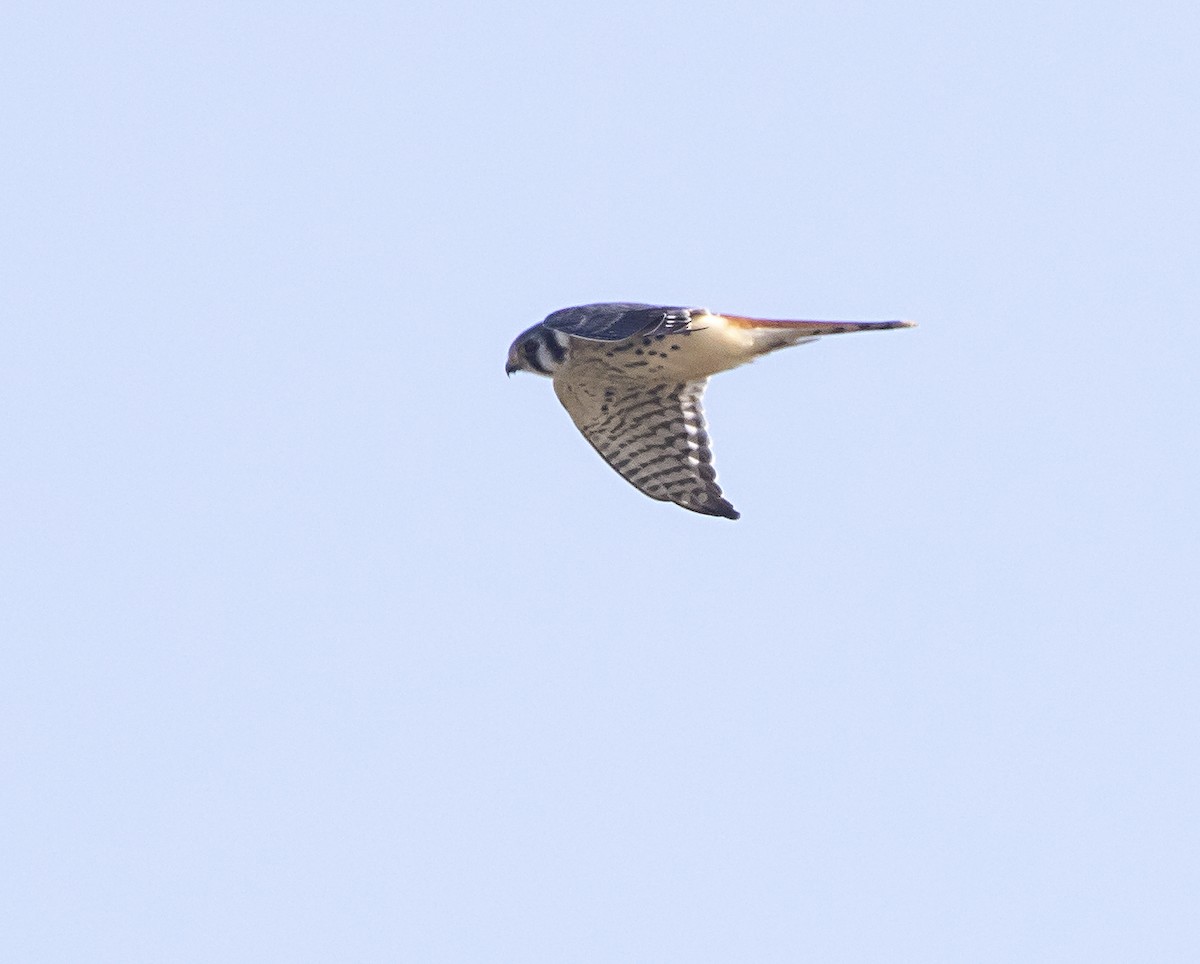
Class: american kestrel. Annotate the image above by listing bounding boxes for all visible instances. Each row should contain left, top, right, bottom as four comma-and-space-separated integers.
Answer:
506, 302, 915, 519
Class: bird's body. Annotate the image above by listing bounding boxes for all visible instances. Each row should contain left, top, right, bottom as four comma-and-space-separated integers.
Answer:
507, 303, 914, 519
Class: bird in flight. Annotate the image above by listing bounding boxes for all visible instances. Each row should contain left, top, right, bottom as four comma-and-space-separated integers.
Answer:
506, 302, 915, 519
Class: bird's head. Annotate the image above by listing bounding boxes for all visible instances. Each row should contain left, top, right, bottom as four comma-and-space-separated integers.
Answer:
505, 324, 566, 378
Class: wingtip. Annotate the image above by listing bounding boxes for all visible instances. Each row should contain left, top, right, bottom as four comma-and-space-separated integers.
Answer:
702, 500, 741, 520
678, 496, 740, 520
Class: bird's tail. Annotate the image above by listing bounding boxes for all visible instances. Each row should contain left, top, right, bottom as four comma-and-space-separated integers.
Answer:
719, 314, 915, 355
724, 315, 917, 336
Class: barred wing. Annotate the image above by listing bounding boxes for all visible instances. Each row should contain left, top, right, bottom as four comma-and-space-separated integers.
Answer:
542, 302, 701, 342
553, 372, 739, 519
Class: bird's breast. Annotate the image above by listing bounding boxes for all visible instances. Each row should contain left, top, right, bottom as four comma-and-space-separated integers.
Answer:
567, 314, 759, 381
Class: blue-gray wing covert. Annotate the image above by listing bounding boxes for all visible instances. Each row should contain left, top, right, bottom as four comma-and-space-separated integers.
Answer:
542, 302, 700, 342
553, 372, 739, 519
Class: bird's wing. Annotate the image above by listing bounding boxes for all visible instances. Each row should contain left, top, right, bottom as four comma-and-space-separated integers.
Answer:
542, 303, 701, 342
553, 370, 739, 519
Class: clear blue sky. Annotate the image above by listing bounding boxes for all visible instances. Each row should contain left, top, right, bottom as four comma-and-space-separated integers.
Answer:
4, 1, 1198, 960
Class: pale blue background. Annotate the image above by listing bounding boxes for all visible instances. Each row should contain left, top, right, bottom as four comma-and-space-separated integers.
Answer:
3, 1, 1198, 961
